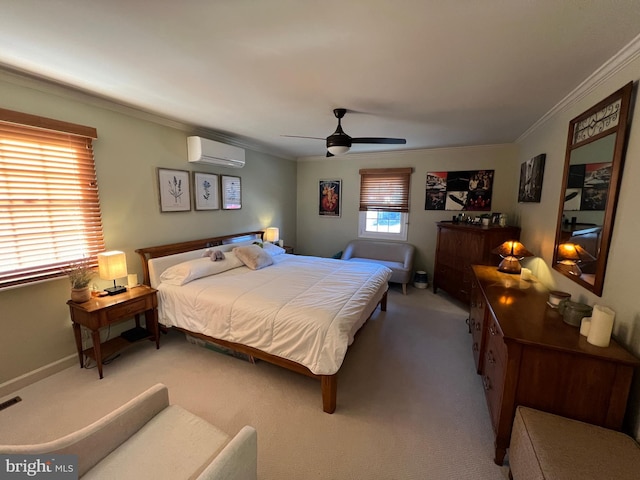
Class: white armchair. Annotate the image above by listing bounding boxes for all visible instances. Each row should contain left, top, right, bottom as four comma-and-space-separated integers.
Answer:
0, 384, 257, 480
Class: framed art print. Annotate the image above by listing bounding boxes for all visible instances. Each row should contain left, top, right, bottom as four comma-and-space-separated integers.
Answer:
319, 179, 341, 217
193, 172, 219, 210
518, 153, 546, 203
221, 175, 242, 210
425, 170, 494, 211
157, 168, 191, 212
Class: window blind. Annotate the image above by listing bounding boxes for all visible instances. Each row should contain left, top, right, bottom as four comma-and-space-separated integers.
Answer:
0, 108, 104, 289
359, 167, 413, 212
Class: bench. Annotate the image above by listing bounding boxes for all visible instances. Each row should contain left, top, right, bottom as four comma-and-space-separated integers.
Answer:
0, 384, 257, 479
341, 239, 415, 294
509, 406, 640, 480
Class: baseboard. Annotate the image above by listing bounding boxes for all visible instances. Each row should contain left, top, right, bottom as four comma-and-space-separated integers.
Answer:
0, 354, 76, 399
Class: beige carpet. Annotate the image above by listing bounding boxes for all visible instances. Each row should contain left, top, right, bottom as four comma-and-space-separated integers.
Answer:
0, 286, 510, 479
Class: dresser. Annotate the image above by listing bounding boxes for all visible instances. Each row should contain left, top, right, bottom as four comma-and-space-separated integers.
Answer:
433, 222, 521, 304
470, 265, 639, 465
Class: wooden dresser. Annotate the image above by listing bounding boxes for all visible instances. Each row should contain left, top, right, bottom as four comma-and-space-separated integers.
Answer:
433, 222, 521, 304
470, 265, 639, 465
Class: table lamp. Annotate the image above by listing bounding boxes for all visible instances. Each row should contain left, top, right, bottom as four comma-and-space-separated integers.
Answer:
97, 251, 128, 295
556, 243, 595, 276
264, 227, 280, 243
491, 241, 533, 274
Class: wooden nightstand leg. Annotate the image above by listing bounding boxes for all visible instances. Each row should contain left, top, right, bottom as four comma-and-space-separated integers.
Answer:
150, 308, 160, 349
91, 330, 104, 379
72, 323, 84, 368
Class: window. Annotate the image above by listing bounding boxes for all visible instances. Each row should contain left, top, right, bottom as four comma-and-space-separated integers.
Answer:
0, 108, 105, 289
358, 168, 412, 241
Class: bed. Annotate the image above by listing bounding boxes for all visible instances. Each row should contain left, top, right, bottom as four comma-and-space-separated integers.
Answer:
135, 231, 391, 413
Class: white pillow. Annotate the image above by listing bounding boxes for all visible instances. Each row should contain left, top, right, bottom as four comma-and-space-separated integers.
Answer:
160, 252, 243, 286
233, 244, 273, 270
262, 242, 286, 256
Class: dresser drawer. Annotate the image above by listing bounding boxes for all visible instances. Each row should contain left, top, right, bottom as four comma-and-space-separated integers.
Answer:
482, 316, 507, 432
106, 297, 148, 322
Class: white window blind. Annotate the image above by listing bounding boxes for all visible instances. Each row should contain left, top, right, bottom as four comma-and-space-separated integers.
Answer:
0, 108, 104, 289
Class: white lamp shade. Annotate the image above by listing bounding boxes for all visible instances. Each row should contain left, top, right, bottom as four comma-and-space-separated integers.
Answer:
97, 251, 128, 280
327, 145, 350, 155
264, 227, 280, 243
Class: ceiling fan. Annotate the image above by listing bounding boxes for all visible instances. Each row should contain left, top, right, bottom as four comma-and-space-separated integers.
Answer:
284, 108, 406, 157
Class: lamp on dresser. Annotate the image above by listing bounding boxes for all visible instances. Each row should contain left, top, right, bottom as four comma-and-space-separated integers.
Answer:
97, 251, 128, 295
491, 240, 533, 274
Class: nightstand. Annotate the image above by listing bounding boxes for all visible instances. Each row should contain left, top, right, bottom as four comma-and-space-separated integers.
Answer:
283, 245, 294, 254
67, 285, 159, 379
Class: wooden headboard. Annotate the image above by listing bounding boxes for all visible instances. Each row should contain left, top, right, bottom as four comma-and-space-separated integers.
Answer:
135, 230, 264, 286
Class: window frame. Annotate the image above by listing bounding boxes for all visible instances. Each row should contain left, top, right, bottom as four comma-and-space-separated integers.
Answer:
358, 211, 409, 241
0, 108, 104, 289
357, 167, 412, 241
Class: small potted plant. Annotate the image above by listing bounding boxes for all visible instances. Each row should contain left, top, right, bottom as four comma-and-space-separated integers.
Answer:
64, 257, 95, 303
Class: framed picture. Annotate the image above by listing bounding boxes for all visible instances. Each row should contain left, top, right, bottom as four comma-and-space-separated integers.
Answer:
425, 170, 494, 211
157, 168, 191, 212
518, 153, 546, 203
193, 172, 219, 210
319, 179, 341, 217
221, 175, 242, 210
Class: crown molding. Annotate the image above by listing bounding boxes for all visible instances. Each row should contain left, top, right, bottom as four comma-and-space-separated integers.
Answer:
0, 65, 294, 160
518, 33, 640, 142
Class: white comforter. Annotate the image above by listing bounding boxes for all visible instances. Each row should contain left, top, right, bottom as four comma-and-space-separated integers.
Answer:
157, 254, 391, 375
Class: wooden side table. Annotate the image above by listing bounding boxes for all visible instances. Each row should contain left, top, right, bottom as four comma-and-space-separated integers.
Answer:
67, 285, 159, 379
283, 245, 294, 254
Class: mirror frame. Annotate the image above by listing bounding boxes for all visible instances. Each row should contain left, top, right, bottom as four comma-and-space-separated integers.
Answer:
553, 81, 634, 295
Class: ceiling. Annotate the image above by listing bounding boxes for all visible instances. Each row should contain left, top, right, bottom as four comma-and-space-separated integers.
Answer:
1, 1, 640, 159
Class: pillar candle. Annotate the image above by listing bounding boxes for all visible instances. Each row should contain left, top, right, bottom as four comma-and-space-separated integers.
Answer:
586, 305, 615, 347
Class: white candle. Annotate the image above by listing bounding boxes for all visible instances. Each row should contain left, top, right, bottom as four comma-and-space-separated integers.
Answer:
579, 317, 591, 337
127, 273, 138, 288
587, 305, 615, 347
520, 268, 532, 281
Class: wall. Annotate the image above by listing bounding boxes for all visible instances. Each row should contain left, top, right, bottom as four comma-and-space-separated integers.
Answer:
0, 72, 296, 384
515, 55, 640, 437
296, 144, 518, 278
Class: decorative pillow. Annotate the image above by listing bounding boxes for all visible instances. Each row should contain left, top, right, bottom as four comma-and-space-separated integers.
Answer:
160, 252, 243, 286
233, 244, 274, 270
262, 242, 286, 256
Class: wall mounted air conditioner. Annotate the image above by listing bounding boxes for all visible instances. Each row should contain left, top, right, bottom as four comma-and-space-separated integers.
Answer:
187, 136, 245, 168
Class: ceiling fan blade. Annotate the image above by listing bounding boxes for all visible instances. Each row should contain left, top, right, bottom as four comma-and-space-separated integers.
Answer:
351, 137, 406, 145
281, 135, 325, 140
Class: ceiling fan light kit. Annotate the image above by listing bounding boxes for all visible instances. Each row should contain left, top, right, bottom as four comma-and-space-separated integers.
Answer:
286, 108, 406, 156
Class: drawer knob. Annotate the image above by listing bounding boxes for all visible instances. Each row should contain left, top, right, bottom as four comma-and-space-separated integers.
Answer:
483, 376, 492, 391
489, 324, 497, 336
487, 350, 496, 365
472, 342, 479, 352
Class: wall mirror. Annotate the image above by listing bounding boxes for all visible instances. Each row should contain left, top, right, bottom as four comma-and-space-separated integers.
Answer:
553, 82, 635, 295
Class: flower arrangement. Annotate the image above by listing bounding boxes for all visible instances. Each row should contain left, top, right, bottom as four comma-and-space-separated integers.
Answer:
64, 257, 95, 289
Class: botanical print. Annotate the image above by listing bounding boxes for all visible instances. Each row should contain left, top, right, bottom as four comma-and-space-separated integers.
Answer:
319, 179, 341, 217
194, 172, 219, 210
158, 168, 191, 212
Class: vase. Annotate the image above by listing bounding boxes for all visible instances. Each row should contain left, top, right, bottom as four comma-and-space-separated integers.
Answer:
70, 287, 91, 303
